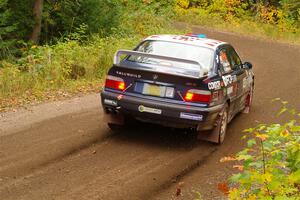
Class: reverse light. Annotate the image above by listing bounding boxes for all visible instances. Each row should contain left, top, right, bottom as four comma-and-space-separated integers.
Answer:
184, 89, 211, 103
105, 75, 126, 91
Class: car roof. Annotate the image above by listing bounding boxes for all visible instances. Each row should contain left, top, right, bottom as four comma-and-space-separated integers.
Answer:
143, 34, 227, 50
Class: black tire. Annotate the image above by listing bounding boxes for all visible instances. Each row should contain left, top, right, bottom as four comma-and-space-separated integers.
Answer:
214, 104, 229, 144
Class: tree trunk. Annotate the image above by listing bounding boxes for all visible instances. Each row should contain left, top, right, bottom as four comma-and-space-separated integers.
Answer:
30, 0, 43, 44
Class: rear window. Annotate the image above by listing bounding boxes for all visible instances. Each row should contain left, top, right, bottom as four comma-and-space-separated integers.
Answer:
127, 40, 214, 72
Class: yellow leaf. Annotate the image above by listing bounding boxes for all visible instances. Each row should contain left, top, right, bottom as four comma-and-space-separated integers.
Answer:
262, 173, 272, 182
255, 133, 269, 141
280, 130, 289, 137
248, 194, 257, 200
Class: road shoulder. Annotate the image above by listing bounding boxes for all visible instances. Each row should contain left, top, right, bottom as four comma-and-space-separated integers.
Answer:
0, 93, 101, 137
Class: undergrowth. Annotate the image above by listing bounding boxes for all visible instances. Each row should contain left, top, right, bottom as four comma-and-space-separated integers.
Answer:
220, 100, 300, 199
175, 1, 300, 44
0, 8, 182, 111
1, 0, 299, 111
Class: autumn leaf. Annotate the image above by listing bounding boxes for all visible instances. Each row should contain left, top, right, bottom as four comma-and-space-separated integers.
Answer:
175, 188, 181, 196
175, 182, 184, 197
262, 173, 272, 183
233, 165, 244, 171
220, 156, 236, 163
217, 182, 229, 195
255, 133, 269, 141
280, 130, 289, 137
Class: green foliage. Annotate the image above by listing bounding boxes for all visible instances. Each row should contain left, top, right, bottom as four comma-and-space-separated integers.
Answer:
175, 0, 300, 43
7, 0, 35, 41
0, 35, 137, 109
0, 0, 176, 59
42, 0, 123, 40
1, 0, 299, 109
0, 0, 17, 58
0, 1, 184, 110
225, 101, 300, 199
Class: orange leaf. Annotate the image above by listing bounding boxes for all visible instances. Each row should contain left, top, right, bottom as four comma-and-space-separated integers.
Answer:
217, 182, 229, 195
220, 156, 236, 163
255, 133, 269, 141
233, 165, 244, 171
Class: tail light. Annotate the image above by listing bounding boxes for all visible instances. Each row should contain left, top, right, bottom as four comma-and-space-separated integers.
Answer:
105, 75, 126, 91
184, 89, 211, 103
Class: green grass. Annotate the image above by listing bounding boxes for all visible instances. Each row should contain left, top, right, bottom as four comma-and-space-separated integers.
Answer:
0, 16, 184, 111
1, 3, 299, 111
0, 36, 139, 110
175, 8, 300, 45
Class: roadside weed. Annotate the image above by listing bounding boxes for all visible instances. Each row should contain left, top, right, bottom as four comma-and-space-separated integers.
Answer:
221, 100, 300, 199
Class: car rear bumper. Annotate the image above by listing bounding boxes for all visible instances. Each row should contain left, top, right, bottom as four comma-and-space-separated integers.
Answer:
100, 90, 224, 130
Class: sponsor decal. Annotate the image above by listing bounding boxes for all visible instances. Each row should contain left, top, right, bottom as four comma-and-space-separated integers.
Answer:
243, 75, 253, 89
208, 81, 221, 90
180, 113, 203, 121
222, 75, 236, 86
138, 105, 162, 115
116, 71, 141, 78
243, 77, 248, 89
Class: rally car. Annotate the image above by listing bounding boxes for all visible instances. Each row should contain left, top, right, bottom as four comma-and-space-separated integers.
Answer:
100, 34, 254, 144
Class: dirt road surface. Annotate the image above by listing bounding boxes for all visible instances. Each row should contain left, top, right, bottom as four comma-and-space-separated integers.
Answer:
1, 24, 299, 200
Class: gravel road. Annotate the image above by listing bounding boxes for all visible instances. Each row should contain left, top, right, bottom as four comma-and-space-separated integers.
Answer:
0, 24, 299, 200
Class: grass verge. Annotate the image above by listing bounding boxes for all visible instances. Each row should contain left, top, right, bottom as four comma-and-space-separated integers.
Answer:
175, 8, 300, 45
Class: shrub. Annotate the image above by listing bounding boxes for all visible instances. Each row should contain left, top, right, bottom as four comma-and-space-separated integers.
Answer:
222, 100, 300, 199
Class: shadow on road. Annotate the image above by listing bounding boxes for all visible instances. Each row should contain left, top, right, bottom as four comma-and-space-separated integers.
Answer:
106, 121, 215, 151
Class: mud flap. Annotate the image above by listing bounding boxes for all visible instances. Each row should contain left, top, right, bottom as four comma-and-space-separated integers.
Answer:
197, 129, 220, 144
242, 106, 250, 114
197, 111, 223, 144
103, 113, 124, 125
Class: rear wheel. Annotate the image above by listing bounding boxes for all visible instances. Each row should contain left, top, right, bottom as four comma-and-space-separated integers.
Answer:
214, 104, 229, 144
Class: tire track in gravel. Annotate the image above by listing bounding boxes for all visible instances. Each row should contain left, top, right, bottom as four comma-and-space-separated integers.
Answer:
0, 104, 217, 200
1, 23, 299, 200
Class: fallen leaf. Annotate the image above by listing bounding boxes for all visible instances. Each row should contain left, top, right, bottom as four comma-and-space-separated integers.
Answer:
175, 187, 181, 196
233, 165, 244, 171
217, 182, 229, 195
220, 156, 236, 162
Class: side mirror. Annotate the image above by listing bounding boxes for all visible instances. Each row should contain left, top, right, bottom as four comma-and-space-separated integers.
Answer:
243, 62, 253, 69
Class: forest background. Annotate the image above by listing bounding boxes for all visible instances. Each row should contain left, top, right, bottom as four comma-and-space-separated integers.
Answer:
0, 0, 299, 109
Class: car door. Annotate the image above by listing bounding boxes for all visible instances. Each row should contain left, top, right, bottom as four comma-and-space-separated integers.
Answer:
218, 46, 245, 120
226, 46, 247, 115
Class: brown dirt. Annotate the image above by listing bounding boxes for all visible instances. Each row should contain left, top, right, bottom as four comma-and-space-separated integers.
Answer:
0, 24, 299, 200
